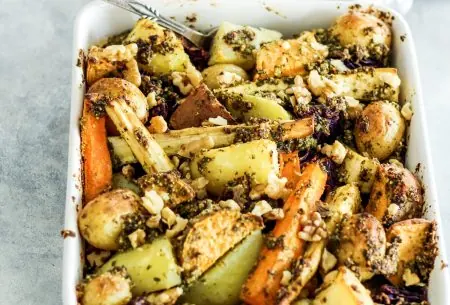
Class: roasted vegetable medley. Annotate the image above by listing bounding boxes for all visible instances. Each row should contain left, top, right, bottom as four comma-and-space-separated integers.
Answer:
77, 7, 438, 305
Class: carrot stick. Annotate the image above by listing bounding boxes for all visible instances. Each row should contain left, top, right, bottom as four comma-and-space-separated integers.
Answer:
81, 97, 112, 203
241, 162, 327, 305
279, 152, 301, 188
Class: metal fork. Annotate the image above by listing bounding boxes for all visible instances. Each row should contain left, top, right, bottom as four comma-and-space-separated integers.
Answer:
102, 0, 217, 48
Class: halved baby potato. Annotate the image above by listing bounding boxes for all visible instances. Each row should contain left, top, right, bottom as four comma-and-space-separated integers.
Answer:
365, 163, 423, 227
202, 64, 249, 90
339, 148, 379, 194
179, 209, 263, 283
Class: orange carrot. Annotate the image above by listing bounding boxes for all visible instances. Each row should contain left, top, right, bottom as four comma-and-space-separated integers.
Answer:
279, 152, 301, 188
241, 162, 327, 305
81, 98, 112, 203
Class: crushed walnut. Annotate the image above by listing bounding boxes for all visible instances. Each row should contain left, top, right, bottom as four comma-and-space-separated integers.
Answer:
298, 212, 328, 242
148, 116, 168, 134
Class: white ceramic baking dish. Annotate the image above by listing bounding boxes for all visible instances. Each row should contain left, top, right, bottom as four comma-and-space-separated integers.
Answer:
63, 1, 450, 304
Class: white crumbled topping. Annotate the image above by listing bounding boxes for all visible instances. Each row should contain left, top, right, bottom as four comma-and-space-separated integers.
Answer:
372, 33, 385, 44
281, 40, 291, 50
307, 70, 341, 98
219, 199, 241, 210
145, 287, 183, 305
148, 116, 168, 134
178, 136, 215, 158
147, 92, 158, 109
345, 96, 360, 108
208, 116, 228, 126
86, 251, 111, 268
191, 177, 209, 200
379, 71, 401, 88
172, 72, 193, 95
286, 76, 312, 109
142, 190, 164, 215
146, 214, 162, 228
166, 216, 188, 238
161, 207, 177, 228
249, 184, 266, 200
403, 268, 421, 286
217, 71, 242, 87
321, 248, 337, 274
401, 102, 413, 120
186, 63, 203, 87
251, 200, 273, 216
321, 140, 347, 164
263, 208, 285, 220
280, 270, 292, 286
264, 172, 290, 200
128, 229, 146, 249
387, 203, 400, 216
330, 59, 349, 72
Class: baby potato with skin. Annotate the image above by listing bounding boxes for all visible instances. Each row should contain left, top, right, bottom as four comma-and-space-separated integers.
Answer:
78, 189, 143, 250
81, 267, 132, 305
330, 12, 391, 58
366, 163, 423, 227
354, 101, 405, 161
336, 213, 386, 281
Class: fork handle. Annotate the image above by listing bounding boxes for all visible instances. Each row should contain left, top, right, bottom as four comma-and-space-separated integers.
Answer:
102, 0, 207, 47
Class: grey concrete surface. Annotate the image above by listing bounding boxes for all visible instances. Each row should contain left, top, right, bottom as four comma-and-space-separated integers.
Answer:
0, 0, 448, 304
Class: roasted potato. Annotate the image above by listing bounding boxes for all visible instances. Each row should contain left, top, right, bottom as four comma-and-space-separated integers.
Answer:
190, 139, 279, 195
78, 189, 143, 250
312, 267, 374, 305
202, 64, 249, 89
365, 163, 423, 227
100, 238, 182, 295
386, 219, 438, 286
308, 68, 400, 102
88, 78, 148, 123
325, 184, 361, 233
336, 213, 386, 281
169, 84, 234, 129
220, 93, 292, 121
125, 18, 191, 75
254, 32, 328, 80
340, 148, 379, 194
86, 44, 141, 87
111, 173, 141, 195
180, 230, 263, 305
330, 12, 391, 59
354, 101, 405, 161
107, 136, 137, 168
179, 209, 263, 282
81, 267, 132, 305
208, 21, 282, 70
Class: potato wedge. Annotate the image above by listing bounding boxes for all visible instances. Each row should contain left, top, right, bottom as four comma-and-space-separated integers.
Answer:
100, 238, 182, 295
312, 267, 374, 305
386, 219, 438, 286
190, 139, 279, 196
254, 32, 328, 80
179, 209, 263, 282
208, 21, 282, 70
125, 18, 191, 75
180, 230, 263, 305
202, 64, 249, 89
340, 148, 379, 193
220, 93, 293, 121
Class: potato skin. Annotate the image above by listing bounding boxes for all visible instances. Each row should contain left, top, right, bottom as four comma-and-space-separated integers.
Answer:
386, 219, 438, 286
82, 268, 132, 305
330, 12, 391, 55
337, 213, 386, 281
100, 238, 182, 295
202, 64, 249, 90
354, 101, 405, 161
366, 163, 423, 227
78, 189, 143, 250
